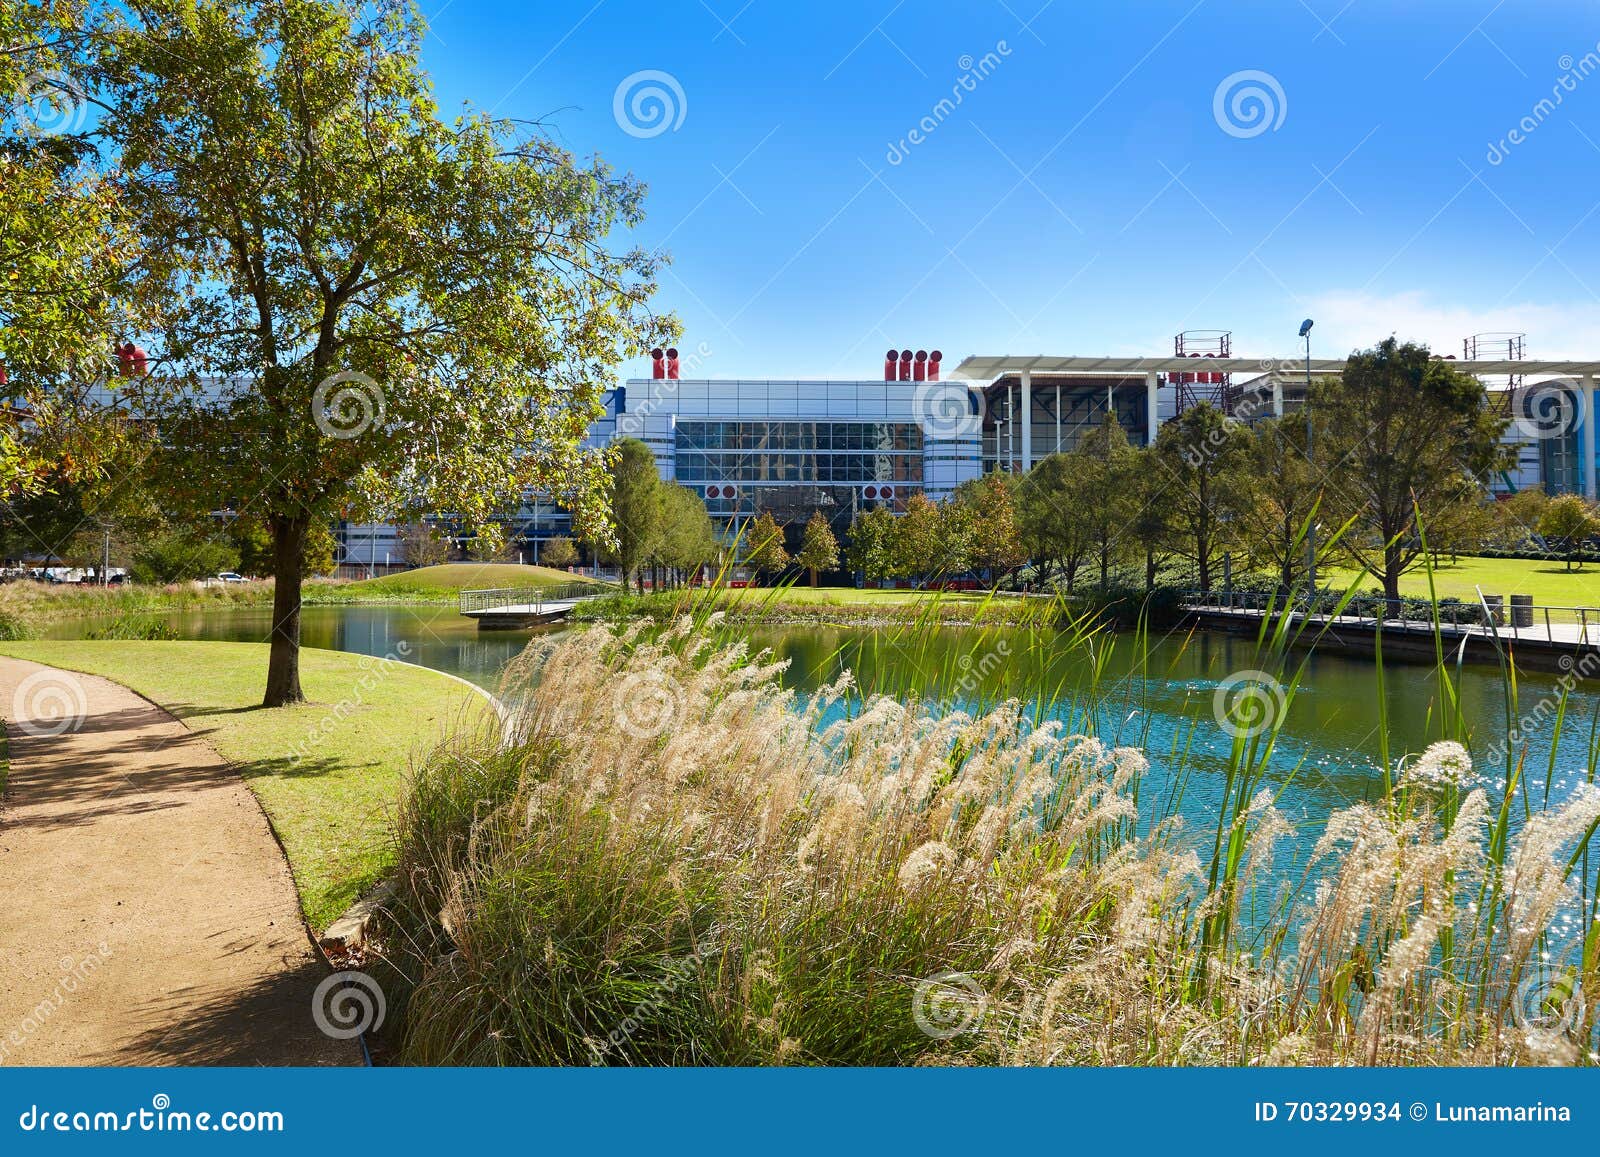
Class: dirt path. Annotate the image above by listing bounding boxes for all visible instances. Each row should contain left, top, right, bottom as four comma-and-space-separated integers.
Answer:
0, 657, 359, 1066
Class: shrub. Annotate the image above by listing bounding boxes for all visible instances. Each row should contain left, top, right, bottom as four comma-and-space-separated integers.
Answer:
130, 530, 239, 584
375, 621, 1600, 1067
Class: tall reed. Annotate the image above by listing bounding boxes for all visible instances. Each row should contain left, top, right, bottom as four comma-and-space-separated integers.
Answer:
376, 608, 1599, 1066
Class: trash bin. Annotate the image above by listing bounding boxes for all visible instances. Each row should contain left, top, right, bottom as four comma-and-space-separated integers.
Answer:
1482, 594, 1504, 627
1509, 594, 1534, 628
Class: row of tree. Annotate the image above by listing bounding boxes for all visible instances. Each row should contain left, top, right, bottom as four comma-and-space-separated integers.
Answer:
822, 340, 1551, 602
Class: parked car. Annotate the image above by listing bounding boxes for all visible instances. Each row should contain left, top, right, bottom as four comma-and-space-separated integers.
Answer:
216, 572, 247, 584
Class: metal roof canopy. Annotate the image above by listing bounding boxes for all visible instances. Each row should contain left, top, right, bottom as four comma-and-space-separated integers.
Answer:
952, 355, 1600, 379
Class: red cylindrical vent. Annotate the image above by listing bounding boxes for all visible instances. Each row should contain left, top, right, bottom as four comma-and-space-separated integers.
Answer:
116, 342, 149, 377
666, 347, 680, 380
898, 349, 914, 381
912, 350, 928, 382
650, 347, 665, 380
884, 349, 898, 380
927, 350, 942, 381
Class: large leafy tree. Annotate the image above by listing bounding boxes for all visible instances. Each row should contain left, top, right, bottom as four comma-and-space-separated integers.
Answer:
1315, 339, 1509, 607
83, 0, 672, 703
948, 471, 1024, 580
1073, 415, 1138, 592
598, 438, 663, 593
794, 511, 838, 586
1018, 453, 1091, 592
1233, 415, 1319, 595
1, 2, 140, 498
1152, 403, 1249, 593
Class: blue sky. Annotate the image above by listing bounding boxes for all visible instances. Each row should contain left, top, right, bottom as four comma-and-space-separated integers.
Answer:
419, 0, 1600, 378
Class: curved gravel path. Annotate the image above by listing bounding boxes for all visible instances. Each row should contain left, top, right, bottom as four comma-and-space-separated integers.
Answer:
0, 657, 359, 1066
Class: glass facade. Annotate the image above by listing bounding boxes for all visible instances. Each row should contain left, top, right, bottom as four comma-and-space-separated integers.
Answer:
674, 420, 924, 520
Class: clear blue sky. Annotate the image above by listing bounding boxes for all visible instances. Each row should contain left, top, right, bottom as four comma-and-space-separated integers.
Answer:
418, 0, 1600, 377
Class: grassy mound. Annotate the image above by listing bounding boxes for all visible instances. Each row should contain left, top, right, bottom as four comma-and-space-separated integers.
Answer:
0, 640, 491, 930
313, 562, 613, 604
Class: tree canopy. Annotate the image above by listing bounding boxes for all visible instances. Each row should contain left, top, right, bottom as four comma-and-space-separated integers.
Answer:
33, 0, 674, 702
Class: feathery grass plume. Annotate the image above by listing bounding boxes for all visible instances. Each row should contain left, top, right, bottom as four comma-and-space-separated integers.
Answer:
374, 622, 1599, 1066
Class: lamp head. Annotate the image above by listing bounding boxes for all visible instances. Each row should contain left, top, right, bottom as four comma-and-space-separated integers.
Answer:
1298, 318, 1314, 338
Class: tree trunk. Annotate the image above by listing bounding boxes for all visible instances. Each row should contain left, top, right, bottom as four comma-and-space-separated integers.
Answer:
1383, 542, 1403, 618
263, 515, 308, 707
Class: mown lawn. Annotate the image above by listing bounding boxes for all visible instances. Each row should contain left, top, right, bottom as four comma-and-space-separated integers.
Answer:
313, 561, 613, 603
1324, 556, 1600, 606
0, 640, 491, 931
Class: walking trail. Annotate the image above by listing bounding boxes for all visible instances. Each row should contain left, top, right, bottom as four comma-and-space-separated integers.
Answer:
0, 657, 358, 1066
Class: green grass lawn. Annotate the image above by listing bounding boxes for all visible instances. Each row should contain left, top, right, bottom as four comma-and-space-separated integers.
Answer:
0, 640, 491, 931
1323, 556, 1600, 606
312, 561, 613, 604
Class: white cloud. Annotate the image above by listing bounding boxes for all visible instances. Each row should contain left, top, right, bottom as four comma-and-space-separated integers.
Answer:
1298, 290, 1600, 362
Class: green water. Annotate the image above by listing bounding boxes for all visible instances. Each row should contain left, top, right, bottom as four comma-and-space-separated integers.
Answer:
46, 603, 1596, 852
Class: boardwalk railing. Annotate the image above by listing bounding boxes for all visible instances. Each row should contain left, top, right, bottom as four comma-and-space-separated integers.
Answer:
1181, 589, 1600, 648
459, 582, 607, 616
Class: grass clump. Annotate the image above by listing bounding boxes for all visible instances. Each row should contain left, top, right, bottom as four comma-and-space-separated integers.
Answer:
376, 618, 1600, 1066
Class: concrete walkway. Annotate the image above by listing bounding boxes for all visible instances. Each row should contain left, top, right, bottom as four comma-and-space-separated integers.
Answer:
0, 658, 359, 1066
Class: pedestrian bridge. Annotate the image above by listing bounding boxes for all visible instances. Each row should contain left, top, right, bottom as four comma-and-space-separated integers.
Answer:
1181, 589, 1600, 673
459, 583, 612, 629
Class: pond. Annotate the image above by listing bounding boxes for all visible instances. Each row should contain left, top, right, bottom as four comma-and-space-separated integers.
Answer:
46, 602, 1595, 832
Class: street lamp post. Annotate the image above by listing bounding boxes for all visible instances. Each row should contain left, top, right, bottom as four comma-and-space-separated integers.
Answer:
1299, 318, 1315, 597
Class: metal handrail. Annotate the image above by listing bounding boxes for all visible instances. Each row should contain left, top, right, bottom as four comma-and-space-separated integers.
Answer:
459, 582, 606, 615
1178, 589, 1600, 647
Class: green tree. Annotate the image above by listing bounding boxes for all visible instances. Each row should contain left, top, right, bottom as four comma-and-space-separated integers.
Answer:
1017, 454, 1091, 592
949, 472, 1025, 581
1490, 488, 1549, 551
1538, 494, 1599, 571
844, 506, 896, 583
599, 439, 663, 592
1315, 339, 1510, 608
397, 522, 452, 569
892, 493, 946, 585
231, 515, 335, 577
743, 511, 789, 584
1153, 403, 1249, 592
80, 0, 672, 704
795, 511, 839, 586
0, 2, 141, 496
541, 536, 579, 570
654, 485, 717, 586
131, 529, 239, 584
1127, 445, 1179, 592
1074, 416, 1139, 592
1234, 416, 1319, 595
